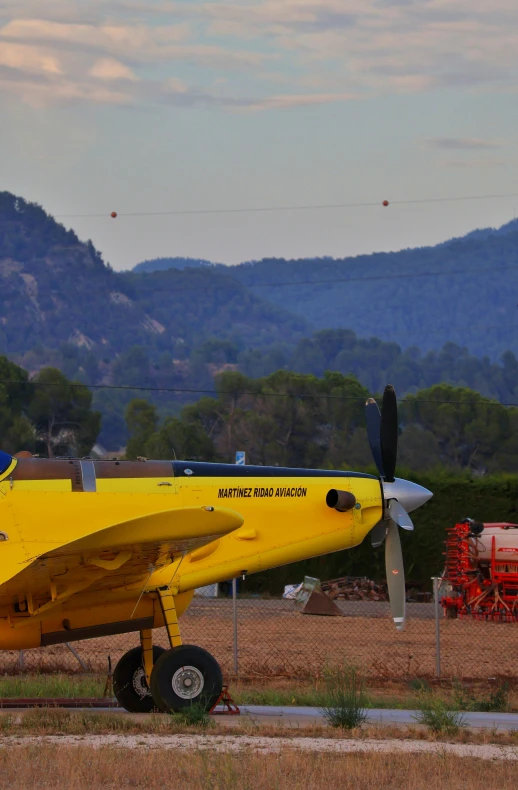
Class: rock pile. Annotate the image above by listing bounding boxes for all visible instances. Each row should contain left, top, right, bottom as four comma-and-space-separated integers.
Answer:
321, 576, 387, 601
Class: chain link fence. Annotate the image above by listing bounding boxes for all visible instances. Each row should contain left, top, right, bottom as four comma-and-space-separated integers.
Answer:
2, 585, 516, 681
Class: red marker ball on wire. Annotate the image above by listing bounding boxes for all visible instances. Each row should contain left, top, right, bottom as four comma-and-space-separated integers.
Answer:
382, 200, 389, 207
110, 211, 117, 218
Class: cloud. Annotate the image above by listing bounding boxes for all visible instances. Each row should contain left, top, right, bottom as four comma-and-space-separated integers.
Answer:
90, 58, 138, 81
0, 41, 62, 75
0, 18, 267, 69
440, 157, 506, 168
0, 65, 132, 107
244, 91, 357, 111
2, 1, 518, 110
425, 137, 501, 150
1, 18, 187, 56
199, 0, 518, 94
155, 80, 356, 111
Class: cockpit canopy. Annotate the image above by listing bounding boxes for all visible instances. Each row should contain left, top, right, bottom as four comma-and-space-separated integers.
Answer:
0, 451, 13, 477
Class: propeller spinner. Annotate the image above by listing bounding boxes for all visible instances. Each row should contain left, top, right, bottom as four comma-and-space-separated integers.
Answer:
366, 386, 432, 630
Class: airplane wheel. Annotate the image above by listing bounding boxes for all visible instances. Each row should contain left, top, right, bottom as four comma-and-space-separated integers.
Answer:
150, 644, 223, 713
113, 646, 165, 713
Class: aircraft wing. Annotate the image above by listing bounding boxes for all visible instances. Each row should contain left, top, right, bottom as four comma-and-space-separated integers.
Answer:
0, 505, 243, 611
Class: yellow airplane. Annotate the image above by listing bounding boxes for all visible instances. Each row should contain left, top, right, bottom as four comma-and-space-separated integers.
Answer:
0, 386, 431, 713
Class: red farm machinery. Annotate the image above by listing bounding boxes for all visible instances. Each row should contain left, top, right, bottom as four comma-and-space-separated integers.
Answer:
442, 518, 518, 621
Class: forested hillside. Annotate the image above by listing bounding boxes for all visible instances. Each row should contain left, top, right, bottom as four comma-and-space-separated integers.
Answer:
234, 329, 518, 402
4, 191, 518, 448
139, 219, 518, 359
93, 333, 518, 449
133, 257, 217, 273
0, 192, 309, 361
229, 229, 518, 359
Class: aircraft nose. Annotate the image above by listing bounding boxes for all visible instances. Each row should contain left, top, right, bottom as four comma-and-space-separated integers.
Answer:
382, 478, 432, 513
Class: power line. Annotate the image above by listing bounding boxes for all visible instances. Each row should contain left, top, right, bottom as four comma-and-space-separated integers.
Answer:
122, 260, 518, 340
130, 263, 518, 295
54, 191, 518, 220
1, 379, 517, 407
388, 321, 518, 341
14, 262, 516, 340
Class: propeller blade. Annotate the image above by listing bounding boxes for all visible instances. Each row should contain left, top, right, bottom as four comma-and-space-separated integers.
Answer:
380, 385, 398, 483
370, 520, 389, 548
387, 499, 414, 531
385, 520, 406, 630
365, 398, 384, 477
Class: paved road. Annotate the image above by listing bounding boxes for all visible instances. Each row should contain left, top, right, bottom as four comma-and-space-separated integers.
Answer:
4, 702, 516, 730
240, 705, 518, 730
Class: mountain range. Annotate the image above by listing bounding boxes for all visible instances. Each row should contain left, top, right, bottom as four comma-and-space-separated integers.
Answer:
136, 221, 518, 361
2, 190, 518, 447
0, 192, 308, 360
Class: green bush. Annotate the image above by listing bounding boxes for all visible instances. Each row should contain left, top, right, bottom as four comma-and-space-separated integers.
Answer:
171, 701, 213, 728
318, 665, 368, 729
413, 693, 466, 734
409, 678, 431, 693
453, 680, 509, 713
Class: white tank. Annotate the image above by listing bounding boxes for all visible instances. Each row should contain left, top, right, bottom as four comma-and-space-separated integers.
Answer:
475, 525, 518, 564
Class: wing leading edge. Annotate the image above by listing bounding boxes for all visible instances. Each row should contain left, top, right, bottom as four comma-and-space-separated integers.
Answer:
0, 505, 243, 612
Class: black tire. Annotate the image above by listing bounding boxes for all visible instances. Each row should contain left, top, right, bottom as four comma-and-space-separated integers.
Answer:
150, 644, 223, 713
445, 606, 458, 620
113, 645, 165, 713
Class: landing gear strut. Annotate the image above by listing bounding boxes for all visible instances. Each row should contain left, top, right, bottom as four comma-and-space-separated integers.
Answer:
114, 584, 223, 714
151, 585, 223, 712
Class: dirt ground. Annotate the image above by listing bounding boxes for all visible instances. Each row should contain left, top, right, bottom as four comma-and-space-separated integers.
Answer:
1, 599, 515, 679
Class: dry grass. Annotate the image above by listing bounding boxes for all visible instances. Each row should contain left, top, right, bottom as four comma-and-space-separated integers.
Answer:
1, 709, 518, 747
0, 745, 516, 789
2, 600, 517, 680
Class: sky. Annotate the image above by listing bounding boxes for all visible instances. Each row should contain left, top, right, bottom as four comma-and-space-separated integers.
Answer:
1, 0, 518, 270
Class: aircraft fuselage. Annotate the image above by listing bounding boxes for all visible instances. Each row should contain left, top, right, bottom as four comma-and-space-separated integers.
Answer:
0, 458, 383, 649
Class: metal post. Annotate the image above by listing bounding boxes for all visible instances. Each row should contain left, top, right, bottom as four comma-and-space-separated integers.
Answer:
65, 642, 90, 672
232, 449, 244, 675
432, 576, 441, 677
16, 650, 25, 671
232, 577, 238, 675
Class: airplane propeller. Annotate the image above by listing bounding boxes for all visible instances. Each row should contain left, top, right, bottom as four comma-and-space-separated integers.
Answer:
365, 385, 398, 483
365, 385, 432, 631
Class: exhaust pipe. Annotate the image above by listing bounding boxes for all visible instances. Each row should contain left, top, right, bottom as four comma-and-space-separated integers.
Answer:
326, 489, 357, 512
